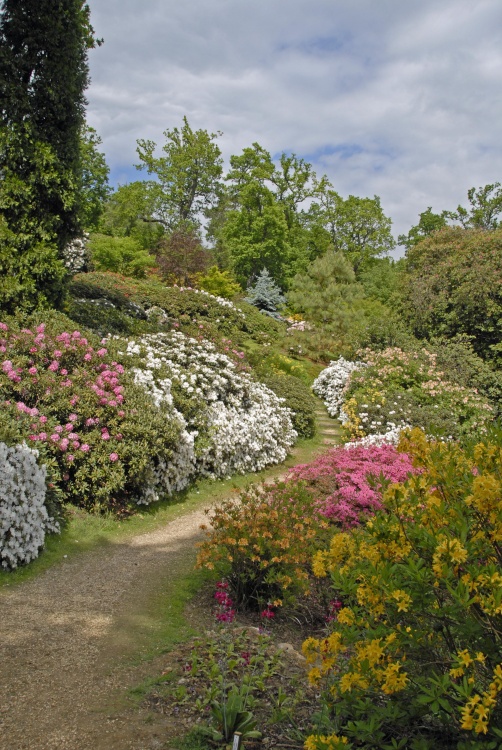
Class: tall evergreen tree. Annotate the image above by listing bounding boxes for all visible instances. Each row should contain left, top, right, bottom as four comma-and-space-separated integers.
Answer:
0, 0, 99, 312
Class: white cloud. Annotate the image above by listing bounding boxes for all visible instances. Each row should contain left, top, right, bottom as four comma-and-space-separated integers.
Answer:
85, 0, 502, 248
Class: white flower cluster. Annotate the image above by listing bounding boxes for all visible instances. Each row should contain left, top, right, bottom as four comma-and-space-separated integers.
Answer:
0, 443, 60, 569
173, 285, 246, 316
344, 424, 410, 448
61, 234, 91, 274
312, 357, 364, 417
125, 331, 297, 488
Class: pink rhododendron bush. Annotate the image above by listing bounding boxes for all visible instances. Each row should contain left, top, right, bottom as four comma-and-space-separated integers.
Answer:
0, 314, 188, 515
288, 444, 419, 527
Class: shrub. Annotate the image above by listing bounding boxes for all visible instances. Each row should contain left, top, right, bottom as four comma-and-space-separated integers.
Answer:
0, 442, 59, 569
341, 347, 494, 442
0, 313, 186, 510
196, 481, 331, 609
263, 374, 317, 438
288, 444, 418, 527
122, 331, 297, 478
303, 429, 502, 749
68, 272, 283, 347
196, 265, 242, 299
312, 358, 363, 418
88, 233, 156, 278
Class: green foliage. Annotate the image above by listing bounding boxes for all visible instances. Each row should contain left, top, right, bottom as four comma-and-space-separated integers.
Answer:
195, 266, 242, 299
67, 272, 282, 346
88, 233, 155, 278
401, 227, 502, 362
398, 207, 449, 250
0, 0, 99, 249
136, 116, 223, 230
287, 250, 366, 340
358, 257, 403, 306
448, 182, 502, 230
312, 189, 395, 273
222, 182, 292, 286
304, 430, 502, 748
77, 125, 111, 230
263, 374, 317, 438
245, 268, 286, 313
430, 335, 502, 418
197, 481, 331, 609
0, 209, 68, 314
98, 181, 165, 250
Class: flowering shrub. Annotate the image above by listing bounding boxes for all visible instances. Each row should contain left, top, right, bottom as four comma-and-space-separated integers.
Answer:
288, 444, 419, 527
312, 358, 363, 418
303, 429, 502, 749
342, 347, 493, 442
123, 331, 297, 478
0, 442, 59, 569
0, 314, 186, 510
196, 481, 331, 609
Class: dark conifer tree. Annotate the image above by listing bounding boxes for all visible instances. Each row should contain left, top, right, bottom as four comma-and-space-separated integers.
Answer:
0, 0, 99, 311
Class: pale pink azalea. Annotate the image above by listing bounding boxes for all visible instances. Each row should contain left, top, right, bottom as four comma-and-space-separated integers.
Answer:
109, 453, 119, 462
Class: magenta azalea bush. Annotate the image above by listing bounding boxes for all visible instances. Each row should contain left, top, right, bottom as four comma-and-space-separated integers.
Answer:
288, 444, 419, 527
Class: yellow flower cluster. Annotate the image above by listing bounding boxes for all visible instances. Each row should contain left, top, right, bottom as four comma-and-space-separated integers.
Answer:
460, 663, 502, 734
304, 734, 349, 749
303, 430, 502, 744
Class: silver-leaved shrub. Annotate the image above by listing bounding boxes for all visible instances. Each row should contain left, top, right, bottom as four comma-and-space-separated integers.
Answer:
0, 442, 59, 569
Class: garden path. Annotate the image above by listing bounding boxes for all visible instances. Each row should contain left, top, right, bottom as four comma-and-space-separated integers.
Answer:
0, 406, 340, 750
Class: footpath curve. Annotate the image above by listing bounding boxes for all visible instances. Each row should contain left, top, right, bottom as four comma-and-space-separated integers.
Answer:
0, 405, 340, 750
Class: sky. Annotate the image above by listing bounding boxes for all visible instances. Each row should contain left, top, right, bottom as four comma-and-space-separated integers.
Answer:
85, 0, 502, 251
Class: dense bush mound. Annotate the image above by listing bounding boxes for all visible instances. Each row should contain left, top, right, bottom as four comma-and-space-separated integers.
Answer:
313, 349, 494, 444
67, 272, 283, 346
263, 373, 317, 437
401, 227, 502, 362
304, 429, 502, 749
0, 314, 186, 513
0, 442, 59, 569
122, 331, 297, 480
288, 444, 418, 527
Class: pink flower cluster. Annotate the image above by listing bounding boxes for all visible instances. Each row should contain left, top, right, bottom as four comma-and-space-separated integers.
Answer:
288, 444, 420, 527
1, 322, 125, 468
214, 580, 236, 623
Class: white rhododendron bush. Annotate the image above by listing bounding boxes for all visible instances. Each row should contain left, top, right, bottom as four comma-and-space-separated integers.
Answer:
313, 349, 493, 446
123, 331, 297, 481
0, 443, 59, 569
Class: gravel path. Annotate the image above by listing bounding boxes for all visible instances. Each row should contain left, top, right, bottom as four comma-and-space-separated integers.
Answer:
0, 407, 341, 750
0, 506, 210, 750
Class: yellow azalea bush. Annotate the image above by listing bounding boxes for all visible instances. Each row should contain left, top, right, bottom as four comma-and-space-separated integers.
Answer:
303, 429, 502, 749
196, 480, 331, 610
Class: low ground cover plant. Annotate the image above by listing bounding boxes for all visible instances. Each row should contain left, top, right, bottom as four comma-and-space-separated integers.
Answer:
303, 428, 502, 749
